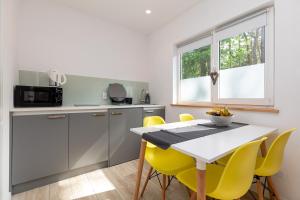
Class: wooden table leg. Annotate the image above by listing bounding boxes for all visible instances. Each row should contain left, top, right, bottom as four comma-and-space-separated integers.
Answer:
133, 140, 147, 200
196, 160, 206, 200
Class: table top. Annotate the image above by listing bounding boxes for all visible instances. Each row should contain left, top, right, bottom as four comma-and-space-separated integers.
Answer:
130, 119, 277, 163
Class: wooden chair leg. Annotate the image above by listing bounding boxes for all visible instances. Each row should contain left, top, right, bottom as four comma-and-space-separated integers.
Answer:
190, 192, 197, 200
185, 186, 192, 197
139, 167, 153, 198
162, 174, 167, 200
267, 176, 281, 200
167, 176, 171, 185
256, 179, 264, 200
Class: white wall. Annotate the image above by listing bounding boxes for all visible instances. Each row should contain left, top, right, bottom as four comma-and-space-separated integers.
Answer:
0, 0, 18, 198
16, 0, 149, 82
148, 0, 300, 199
1, 0, 149, 199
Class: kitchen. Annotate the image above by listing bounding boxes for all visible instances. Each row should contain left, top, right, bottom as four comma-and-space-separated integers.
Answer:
1, 0, 300, 200
11, 72, 165, 194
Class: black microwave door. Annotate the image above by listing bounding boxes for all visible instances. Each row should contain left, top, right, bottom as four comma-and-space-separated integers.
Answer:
15, 87, 37, 107
23, 90, 35, 103
33, 87, 57, 106
14, 86, 62, 107
34, 90, 51, 103
17, 87, 52, 107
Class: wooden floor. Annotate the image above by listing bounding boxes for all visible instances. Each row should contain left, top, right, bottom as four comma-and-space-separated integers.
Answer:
12, 160, 255, 200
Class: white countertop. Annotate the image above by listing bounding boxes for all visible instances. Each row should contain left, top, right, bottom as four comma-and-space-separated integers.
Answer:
10, 104, 165, 116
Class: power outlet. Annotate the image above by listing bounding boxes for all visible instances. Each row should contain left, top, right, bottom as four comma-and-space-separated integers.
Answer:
102, 91, 107, 100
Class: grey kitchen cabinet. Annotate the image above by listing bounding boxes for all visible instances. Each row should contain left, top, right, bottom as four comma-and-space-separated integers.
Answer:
69, 112, 109, 169
143, 107, 165, 119
109, 108, 143, 166
12, 114, 68, 185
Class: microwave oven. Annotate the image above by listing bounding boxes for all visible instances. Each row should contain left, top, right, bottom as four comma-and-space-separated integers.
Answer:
14, 85, 63, 107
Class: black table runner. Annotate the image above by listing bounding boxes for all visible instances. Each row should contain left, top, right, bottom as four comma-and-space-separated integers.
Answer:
142, 122, 247, 149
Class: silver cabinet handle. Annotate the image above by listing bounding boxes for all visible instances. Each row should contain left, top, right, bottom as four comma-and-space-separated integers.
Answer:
47, 114, 66, 119
92, 113, 106, 117
111, 112, 123, 115
145, 110, 154, 113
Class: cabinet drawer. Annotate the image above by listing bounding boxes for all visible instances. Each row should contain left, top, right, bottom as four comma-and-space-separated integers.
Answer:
143, 108, 165, 119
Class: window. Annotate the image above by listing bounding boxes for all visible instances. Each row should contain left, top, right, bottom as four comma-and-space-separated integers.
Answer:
178, 37, 212, 102
175, 8, 274, 106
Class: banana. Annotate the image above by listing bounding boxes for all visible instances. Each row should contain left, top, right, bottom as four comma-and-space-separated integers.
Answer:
207, 107, 232, 116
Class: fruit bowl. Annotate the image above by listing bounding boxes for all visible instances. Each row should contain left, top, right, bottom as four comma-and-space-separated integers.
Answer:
206, 107, 233, 127
208, 115, 233, 127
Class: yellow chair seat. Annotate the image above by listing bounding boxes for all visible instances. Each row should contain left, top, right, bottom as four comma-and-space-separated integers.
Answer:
176, 164, 224, 194
145, 147, 195, 175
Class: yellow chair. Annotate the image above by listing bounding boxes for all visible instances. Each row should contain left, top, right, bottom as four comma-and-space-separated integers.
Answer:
141, 116, 195, 199
179, 113, 195, 122
143, 116, 165, 149
217, 128, 296, 200
255, 128, 296, 199
176, 137, 267, 200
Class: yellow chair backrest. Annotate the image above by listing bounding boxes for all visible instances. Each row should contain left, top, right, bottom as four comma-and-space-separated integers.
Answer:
143, 116, 165, 127
256, 128, 296, 176
211, 137, 267, 199
143, 116, 165, 148
179, 114, 194, 122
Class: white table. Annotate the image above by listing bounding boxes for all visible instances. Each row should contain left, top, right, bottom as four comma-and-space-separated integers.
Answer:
131, 119, 277, 200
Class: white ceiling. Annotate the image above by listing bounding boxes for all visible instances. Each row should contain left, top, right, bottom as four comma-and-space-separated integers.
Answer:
54, 0, 201, 34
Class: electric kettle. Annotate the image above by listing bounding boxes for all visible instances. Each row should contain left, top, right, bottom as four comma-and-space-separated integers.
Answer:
48, 69, 67, 86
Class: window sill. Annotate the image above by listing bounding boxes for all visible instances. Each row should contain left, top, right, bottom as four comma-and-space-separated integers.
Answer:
170, 103, 279, 113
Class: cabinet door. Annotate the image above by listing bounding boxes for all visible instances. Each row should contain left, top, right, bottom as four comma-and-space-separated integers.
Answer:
109, 108, 142, 166
69, 112, 108, 169
12, 114, 68, 185
143, 108, 165, 119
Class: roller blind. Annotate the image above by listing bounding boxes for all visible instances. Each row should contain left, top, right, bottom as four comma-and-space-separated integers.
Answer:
215, 10, 268, 41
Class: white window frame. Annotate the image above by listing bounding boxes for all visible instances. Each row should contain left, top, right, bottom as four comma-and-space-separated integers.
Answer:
175, 7, 274, 106
177, 36, 213, 103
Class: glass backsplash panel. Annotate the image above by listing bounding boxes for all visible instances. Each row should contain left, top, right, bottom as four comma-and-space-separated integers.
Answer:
18, 70, 149, 106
